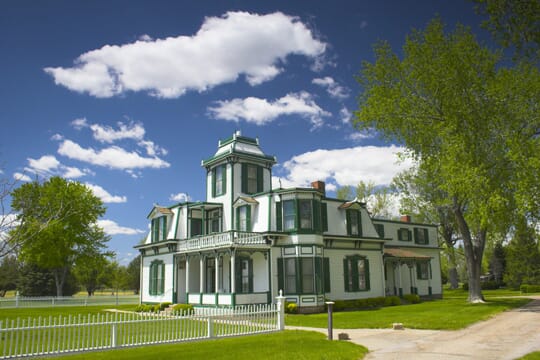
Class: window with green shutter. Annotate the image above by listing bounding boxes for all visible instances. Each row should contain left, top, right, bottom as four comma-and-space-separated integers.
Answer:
398, 228, 412, 241
414, 228, 429, 244
346, 210, 361, 236
151, 216, 167, 242
277, 256, 325, 295
343, 256, 370, 292
236, 257, 253, 294
242, 163, 263, 194
149, 260, 165, 295
374, 223, 385, 238
417, 262, 429, 279
212, 164, 226, 197
236, 205, 251, 231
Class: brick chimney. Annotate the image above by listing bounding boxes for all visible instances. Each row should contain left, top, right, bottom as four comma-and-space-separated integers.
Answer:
400, 215, 411, 223
311, 180, 326, 196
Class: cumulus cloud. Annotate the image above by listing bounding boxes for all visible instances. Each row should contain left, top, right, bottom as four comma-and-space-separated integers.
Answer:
13, 172, 32, 182
58, 139, 170, 170
170, 192, 191, 202
312, 76, 349, 99
23, 155, 91, 179
98, 219, 145, 236
85, 183, 127, 203
348, 128, 378, 141
340, 107, 352, 124
44, 11, 326, 98
208, 92, 330, 128
272, 145, 413, 191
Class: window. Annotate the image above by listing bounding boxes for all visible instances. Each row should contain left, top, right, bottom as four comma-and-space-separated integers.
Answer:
374, 223, 385, 238
346, 210, 361, 236
299, 199, 312, 229
398, 228, 412, 241
207, 209, 222, 234
151, 216, 167, 242
283, 200, 296, 231
302, 258, 314, 293
277, 256, 326, 295
285, 258, 297, 293
149, 260, 165, 295
417, 262, 430, 280
236, 205, 251, 231
343, 256, 370, 292
190, 218, 202, 237
242, 163, 263, 194
212, 165, 226, 197
414, 228, 429, 244
236, 258, 253, 294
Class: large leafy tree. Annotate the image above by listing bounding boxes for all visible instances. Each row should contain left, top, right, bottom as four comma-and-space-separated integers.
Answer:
73, 236, 113, 296
504, 217, 540, 288
126, 255, 141, 294
354, 19, 540, 302
10, 177, 108, 296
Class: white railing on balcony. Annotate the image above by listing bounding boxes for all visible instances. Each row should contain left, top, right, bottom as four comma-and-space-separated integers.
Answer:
178, 231, 267, 252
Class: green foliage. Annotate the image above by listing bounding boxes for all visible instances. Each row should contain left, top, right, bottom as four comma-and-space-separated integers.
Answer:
504, 218, 540, 289
10, 177, 108, 297
171, 303, 194, 314
285, 302, 298, 314
17, 262, 78, 296
384, 296, 401, 306
520, 284, 540, 293
330, 296, 400, 311
402, 294, 421, 304
0, 255, 20, 296
126, 255, 141, 294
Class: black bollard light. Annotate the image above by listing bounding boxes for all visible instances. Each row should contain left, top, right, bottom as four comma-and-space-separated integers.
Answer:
325, 301, 334, 340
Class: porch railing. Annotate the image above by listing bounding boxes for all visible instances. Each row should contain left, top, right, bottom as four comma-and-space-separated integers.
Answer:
178, 231, 267, 252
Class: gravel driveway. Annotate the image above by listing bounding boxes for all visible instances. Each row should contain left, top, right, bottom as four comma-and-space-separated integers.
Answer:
287, 296, 540, 360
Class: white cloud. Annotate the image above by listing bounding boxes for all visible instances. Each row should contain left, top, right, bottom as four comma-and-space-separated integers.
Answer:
340, 107, 352, 124
98, 219, 145, 236
44, 11, 326, 98
71, 118, 88, 130
23, 155, 91, 179
58, 139, 170, 170
13, 172, 32, 182
312, 76, 349, 99
170, 192, 191, 202
51, 133, 64, 141
348, 128, 378, 141
89, 122, 145, 143
85, 183, 127, 203
272, 145, 413, 190
208, 92, 330, 128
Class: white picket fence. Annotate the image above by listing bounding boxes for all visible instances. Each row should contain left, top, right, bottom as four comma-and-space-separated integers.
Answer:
0, 303, 283, 359
0, 295, 139, 309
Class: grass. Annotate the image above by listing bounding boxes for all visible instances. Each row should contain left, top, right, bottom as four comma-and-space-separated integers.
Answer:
0, 304, 137, 321
285, 289, 532, 330
518, 352, 540, 360
43, 330, 368, 360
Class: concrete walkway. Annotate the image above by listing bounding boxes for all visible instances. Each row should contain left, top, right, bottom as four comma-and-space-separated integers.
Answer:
287, 296, 540, 360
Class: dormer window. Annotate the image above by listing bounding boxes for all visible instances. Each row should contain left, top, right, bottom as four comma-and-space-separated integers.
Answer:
151, 216, 167, 242
346, 209, 361, 236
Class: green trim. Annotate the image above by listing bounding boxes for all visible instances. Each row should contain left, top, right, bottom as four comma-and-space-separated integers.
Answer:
398, 228, 412, 242
149, 260, 165, 296
372, 218, 438, 228
343, 255, 370, 292
267, 194, 272, 231
173, 208, 180, 239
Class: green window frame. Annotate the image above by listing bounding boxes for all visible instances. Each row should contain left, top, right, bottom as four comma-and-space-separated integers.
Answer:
283, 200, 296, 231
206, 209, 222, 234
235, 257, 253, 294
343, 256, 370, 292
236, 205, 251, 231
374, 223, 385, 238
190, 218, 202, 237
212, 164, 227, 197
151, 216, 167, 242
242, 163, 263, 194
398, 228, 412, 241
346, 209, 362, 236
276, 199, 323, 233
149, 260, 165, 295
414, 228, 429, 245
416, 262, 430, 280
321, 203, 328, 232
277, 256, 326, 295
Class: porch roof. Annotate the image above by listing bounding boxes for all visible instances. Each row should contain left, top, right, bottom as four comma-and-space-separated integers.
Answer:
384, 248, 431, 260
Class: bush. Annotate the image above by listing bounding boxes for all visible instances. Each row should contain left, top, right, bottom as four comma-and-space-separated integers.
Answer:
285, 302, 298, 314
463, 281, 501, 291
135, 304, 155, 313
159, 302, 172, 311
384, 296, 401, 306
402, 294, 421, 304
172, 303, 195, 314
520, 284, 540, 293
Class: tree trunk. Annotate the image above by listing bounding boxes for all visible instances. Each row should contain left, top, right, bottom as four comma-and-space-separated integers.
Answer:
453, 200, 486, 303
448, 267, 459, 289
444, 231, 459, 289
53, 267, 68, 297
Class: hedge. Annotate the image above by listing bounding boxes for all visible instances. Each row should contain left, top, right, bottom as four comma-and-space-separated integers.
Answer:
520, 284, 540, 293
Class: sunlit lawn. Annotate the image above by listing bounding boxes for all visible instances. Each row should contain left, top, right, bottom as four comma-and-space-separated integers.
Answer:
518, 352, 540, 360
285, 289, 533, 330
0, 304, 137, 321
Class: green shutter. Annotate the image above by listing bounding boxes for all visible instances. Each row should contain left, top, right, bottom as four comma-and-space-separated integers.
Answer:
313, 200, 321, 232
212, 168, 216, 197
295, 258, 302, 294
222, 165, 227, 195
235, 207, 240, 230
343, 259, 349, 292
323, 257, 331, 293
321, 203, 328, 232
398, 228, 402, 241
149, 263, 154, 295
162, 217, 167, 240
351, 257, 359, 291
357, 211, 362, 237
160, 262, 165, 294
315, 257, 322, 293
277, 258, 284, 293
346, 210, 352, 235
364, 258, 370, 291
235, 259, 242, 293
257, 166, 263, 192
416, 263, 422, 279
248, 258, 254, 293
246, 205, 251, 231
424, 228, 429, 244
241, 163, 248, 193
276, 202, 282, 231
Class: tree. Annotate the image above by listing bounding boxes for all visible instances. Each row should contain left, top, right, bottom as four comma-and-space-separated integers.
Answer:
488, 241, 506, 285
73, 240, 113, 296
0, 255, 19, 296
336, 180, 395, 218
473, 0, 540, 62
504, 218, 540, 288
10, 177, 108, 296
126, 255, 141, 294
354, 19, 540, 302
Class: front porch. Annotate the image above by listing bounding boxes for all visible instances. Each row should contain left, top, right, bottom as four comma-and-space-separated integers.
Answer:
384, 248, 433, 297
187, 291, 271, 306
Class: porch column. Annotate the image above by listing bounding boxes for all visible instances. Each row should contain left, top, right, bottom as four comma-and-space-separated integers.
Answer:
185, 256, 190, 297
408, 263, 414, 294
398, 261, 403, 297
230, 250, 236, 293
428, 260, 432, 297
215, 255, 220, 293
200, 255, 205, 293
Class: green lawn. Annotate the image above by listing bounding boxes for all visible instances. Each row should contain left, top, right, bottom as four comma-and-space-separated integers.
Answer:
518, 352, 540, 360
43, 330, 367, 360
0, 304, 136, 321
286, 290, 532, 330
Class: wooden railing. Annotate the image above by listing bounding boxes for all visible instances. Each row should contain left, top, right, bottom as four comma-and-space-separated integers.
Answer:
178, 231, 267, 252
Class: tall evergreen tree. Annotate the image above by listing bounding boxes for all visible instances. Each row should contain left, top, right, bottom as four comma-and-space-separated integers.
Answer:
504, 219, 540, 288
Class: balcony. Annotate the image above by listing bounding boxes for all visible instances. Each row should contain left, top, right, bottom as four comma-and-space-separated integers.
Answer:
178, 231, 269, 252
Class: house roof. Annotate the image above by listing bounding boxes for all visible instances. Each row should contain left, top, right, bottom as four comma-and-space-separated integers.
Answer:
338, 197, 367, 209
383, 248, 432, 260
233, 196, 259, 207
147, 205, 174, 218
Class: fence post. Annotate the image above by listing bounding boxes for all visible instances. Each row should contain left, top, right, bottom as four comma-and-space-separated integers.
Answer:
207, 316, 214, 338
15, 291, 19, 308
111, 322, 118, 348
276, 290, 285, 331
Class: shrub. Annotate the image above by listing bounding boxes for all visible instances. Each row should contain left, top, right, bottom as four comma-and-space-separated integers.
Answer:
285, 302, 298, 314
402, 294, 421, 304
463, 281, 501, 291
384, 296, 401, 306
333, 300, 346, 311
520, 284, 540, 293
159, 302, 172, 311
135, 304, 155, 313
172, 303, 195, 314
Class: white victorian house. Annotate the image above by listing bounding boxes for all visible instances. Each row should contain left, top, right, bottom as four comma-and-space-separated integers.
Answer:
135, 132, 442, 312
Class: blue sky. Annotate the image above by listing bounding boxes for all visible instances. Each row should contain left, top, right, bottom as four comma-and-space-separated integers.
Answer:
0, 0, 489, 265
